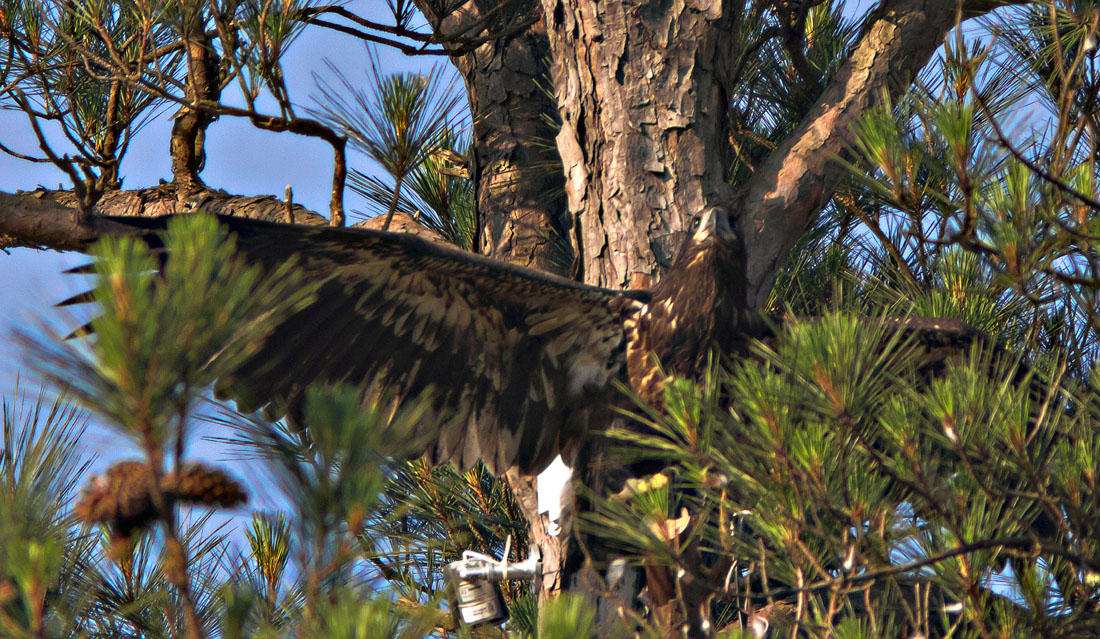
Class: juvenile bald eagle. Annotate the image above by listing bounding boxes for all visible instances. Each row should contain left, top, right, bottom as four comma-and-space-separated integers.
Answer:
65, 209, 977, 476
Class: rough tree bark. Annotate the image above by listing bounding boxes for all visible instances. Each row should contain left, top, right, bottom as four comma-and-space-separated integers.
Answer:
0, 0, 1026, 635
543, 0, 743, 288
536, 0, 1026, 634
421, 0, 571, 271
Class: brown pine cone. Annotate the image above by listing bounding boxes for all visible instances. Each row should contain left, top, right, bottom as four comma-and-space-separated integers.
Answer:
76, 461, 248, 539
75, 461, 160, 537
162, 463, 248, 508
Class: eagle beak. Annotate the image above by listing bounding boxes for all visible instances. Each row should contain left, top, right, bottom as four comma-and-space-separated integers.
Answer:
693, 208, 733, 241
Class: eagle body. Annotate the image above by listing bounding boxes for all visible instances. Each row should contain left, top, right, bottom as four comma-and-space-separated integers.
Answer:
626, 210, 750, 404
74, 210, 973, 477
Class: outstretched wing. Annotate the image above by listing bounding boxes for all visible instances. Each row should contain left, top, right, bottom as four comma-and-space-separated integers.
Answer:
72, 215, 647, 474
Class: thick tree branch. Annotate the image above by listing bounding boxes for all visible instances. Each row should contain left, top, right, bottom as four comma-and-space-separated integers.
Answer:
0, 187, 453, 253
737, 0, 1028, 306
0, 188, 326, 251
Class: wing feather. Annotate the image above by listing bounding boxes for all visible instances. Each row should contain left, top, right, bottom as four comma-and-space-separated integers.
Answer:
90, 214, 647, 474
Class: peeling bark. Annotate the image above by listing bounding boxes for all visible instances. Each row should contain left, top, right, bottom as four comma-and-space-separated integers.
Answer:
463, 28, 568, 272
543, 0, 742, 289
425, 0, 570, 272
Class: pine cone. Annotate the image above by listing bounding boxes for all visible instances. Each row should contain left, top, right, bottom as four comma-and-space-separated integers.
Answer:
75, 461, 159, 537
163, 463, 248, 508
76, 461, 248, 538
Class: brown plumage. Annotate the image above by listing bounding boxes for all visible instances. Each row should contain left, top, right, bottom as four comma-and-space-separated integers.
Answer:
626, 210, 752, 404
65, 211, 979, 475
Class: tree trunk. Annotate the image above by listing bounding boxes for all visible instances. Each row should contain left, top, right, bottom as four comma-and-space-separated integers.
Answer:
425, 0, 571, 272
542, 0, 743, 288
534, 10, 748, 622
169, 16, 225, 194
533, 0, 1028, 634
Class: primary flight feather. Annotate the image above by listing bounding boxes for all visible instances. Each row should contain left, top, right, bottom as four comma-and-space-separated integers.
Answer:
61, 209, 979, 475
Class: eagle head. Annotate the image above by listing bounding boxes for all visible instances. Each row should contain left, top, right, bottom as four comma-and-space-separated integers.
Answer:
690, 207, 738, 246
665, 207, 744, 294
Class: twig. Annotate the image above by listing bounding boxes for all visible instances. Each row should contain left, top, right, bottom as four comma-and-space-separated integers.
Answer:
975, 91, 1100, 212
835, 190, 923, 289
303, 17, 448, 56
753, 535, 1100, 600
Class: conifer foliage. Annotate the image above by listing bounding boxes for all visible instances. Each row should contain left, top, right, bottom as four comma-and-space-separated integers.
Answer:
7, 1, 1100, 638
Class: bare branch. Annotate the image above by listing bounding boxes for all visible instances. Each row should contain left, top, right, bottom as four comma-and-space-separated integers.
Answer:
298, 2, 540, 57
738, 0, 1031, 306
302, 17, 449, 56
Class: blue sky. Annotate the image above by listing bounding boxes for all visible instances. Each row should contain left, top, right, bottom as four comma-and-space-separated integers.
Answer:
0, 0, 980, 534
0, 19, 439, 504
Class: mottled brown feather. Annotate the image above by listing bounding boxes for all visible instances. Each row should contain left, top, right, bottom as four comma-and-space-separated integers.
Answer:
68, 213, 986, 477
90, 215, 647, 474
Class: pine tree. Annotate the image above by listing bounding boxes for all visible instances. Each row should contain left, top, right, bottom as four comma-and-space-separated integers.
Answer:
6, 1, 1100, 638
